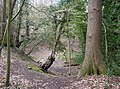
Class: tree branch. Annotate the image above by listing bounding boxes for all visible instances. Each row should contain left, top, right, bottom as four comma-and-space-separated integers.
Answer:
0, 0, 25, 51
11, 0, 17, 15
26, 3, 52, 18
26, 41, 41, 55
11, 0, 25, 21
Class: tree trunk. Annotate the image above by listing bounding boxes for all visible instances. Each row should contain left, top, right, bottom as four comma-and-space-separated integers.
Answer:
1, 0, 6, 40
25, 0, 29, 37
78, 0, 106, 77
0, 0, 6, 58
68, 37, 71, 75
0, 0, 17, 47
41, 12, 67, 71
16, 15, 21, 46
12, 0, 17, 14
11, 0, 17, 47
26, 20, 29, 37
5, 0, 12, 86
41, 29, 62, 71
15, 0, 23, 47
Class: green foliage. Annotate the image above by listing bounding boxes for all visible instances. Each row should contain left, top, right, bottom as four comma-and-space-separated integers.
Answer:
16, 0, 119, 76
57, 0, 87, 61
74, 52, 84, 64
102, 0, 120, 75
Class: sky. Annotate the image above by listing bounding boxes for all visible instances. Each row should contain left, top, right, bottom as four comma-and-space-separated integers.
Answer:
34, 0, 60, 6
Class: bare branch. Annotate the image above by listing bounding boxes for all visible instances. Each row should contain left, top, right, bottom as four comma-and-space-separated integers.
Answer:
26, 3, 52, 19
11, 0, 25, 21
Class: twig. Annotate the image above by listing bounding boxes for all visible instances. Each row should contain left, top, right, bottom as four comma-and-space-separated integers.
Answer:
26, 3, 52, 18
26, 41, 41, 55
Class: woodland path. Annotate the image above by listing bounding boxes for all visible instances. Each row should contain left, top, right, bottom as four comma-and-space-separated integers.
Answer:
0, 46, 80, 89
0, 46, 119, 89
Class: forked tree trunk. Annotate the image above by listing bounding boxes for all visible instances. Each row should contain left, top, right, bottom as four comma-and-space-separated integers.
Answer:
41, 25, 63, 71
78, 0, 106, 77
41, 11, 67, 71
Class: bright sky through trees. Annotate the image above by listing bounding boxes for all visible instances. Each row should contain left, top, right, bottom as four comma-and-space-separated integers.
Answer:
35, 0, 60, 6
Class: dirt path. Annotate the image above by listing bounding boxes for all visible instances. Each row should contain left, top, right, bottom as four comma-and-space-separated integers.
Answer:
0, 47, 120, 89
30, 46, 79, 76
0, 48, 79, 89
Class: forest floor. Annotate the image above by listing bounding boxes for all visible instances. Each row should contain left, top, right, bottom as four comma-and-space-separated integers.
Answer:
0, 46, 120, 89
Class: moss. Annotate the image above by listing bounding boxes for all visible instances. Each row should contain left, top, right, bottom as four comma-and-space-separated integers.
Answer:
25, 62, 47, 74
26, 63, 56, 77
14, 50, 55, 76
16, 52, 46, 74
30, 65, 46, 73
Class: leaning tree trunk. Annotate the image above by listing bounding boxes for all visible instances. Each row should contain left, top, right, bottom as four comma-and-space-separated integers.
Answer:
78, 0, 106, 77
41, 22, 64, 71
41, 11, 67, 71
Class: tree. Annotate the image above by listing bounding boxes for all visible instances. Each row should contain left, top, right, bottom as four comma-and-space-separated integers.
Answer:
13, 0, 25, 48
12, 0, 17, 14
15, 0, 23, 47
41, 11, 68, 71
0, 0, 16, 44
78, 0, 106, 77
5, 0, 12, 86
1, 0, 6, 40
4, 0, 25, 86
25, 0, 29, 37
